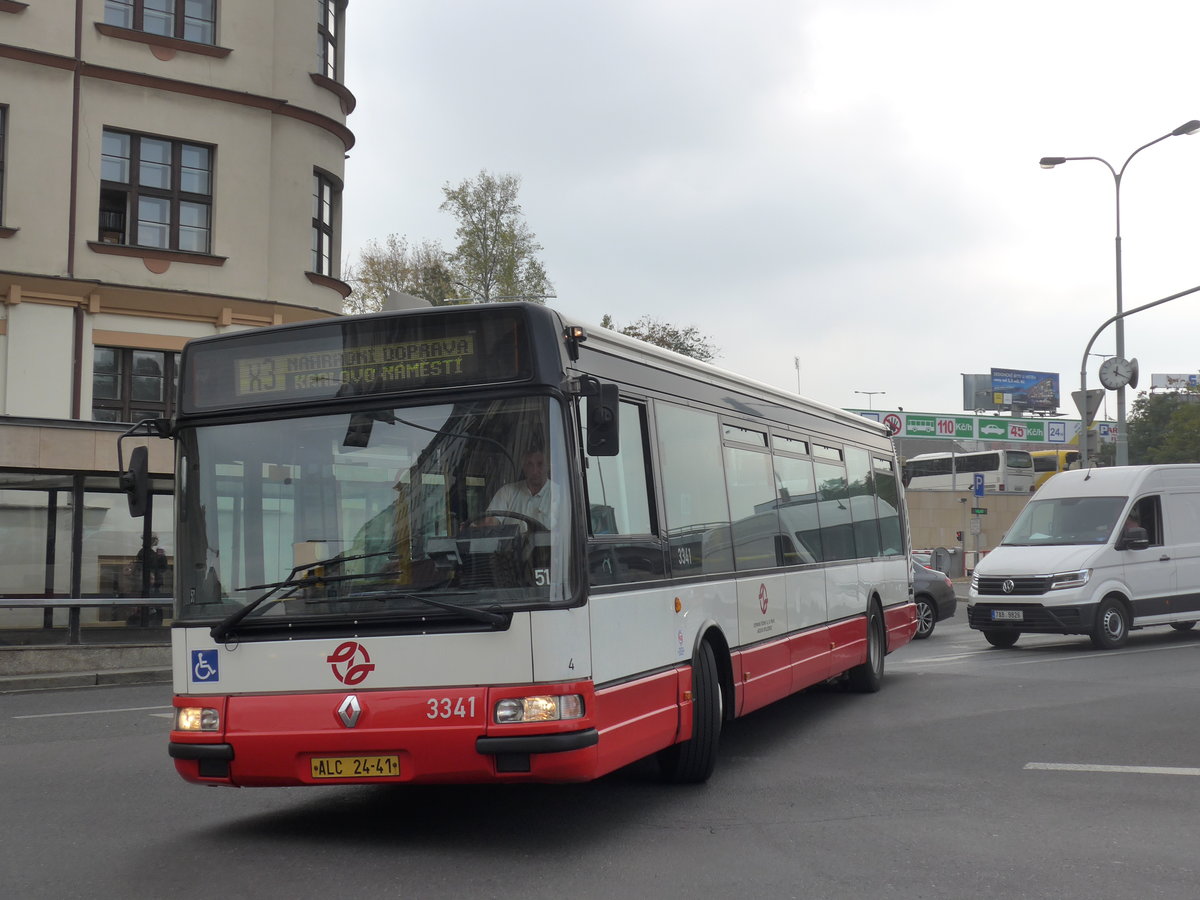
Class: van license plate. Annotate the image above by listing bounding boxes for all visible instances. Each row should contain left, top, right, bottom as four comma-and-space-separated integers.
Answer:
991, 609, 1023, 621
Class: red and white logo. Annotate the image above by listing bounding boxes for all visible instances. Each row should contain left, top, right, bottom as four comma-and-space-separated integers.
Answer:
327, 641, 376, 686
758, 583, 769, 615
883, 413, 902, 436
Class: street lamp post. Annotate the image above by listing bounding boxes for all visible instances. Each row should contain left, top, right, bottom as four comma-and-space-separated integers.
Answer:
854, 390, 885, 410
1039, 118, 1200, 466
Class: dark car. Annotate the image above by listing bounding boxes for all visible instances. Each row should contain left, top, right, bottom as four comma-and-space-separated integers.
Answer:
912, 561, 957, 639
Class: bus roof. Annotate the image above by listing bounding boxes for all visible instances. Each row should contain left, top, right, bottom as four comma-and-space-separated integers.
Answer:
554, 308, 889, 439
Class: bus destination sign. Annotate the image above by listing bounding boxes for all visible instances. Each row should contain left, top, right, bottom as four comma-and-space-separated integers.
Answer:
235, 336, 477, 398
181, 307, 534, 415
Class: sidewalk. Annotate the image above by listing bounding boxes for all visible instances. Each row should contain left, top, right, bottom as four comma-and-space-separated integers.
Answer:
0, 631, 171, 692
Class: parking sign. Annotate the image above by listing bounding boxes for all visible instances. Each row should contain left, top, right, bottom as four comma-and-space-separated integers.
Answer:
973, 473, 985, 497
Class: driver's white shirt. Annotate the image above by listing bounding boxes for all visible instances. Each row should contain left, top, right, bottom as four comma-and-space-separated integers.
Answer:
488, 480, 552, 525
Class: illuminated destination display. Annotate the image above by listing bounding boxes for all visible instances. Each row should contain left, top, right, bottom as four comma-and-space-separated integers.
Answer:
180, 307, 535, 414
235, 336, 477, 397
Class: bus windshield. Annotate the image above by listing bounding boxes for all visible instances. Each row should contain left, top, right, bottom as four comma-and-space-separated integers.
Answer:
174, 395, 574, 628
1001, 495, 1127, 546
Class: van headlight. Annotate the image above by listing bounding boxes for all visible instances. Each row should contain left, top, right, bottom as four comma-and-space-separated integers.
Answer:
1048, 569, 1090, 590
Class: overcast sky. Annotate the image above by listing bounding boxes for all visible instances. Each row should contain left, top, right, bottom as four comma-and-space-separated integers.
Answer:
341, 0, 1200, 418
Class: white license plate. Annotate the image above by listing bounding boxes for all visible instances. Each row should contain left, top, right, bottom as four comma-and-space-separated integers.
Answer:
991, 609, 1023, 622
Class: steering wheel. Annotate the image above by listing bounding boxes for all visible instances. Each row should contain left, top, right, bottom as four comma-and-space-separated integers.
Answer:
475, 509, 549, 532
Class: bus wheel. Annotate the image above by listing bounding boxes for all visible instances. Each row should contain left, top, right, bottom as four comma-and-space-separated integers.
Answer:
1091, 597, 1130, 650
658, 641, 722, 783
847, 603, 884, 693
1170, 621, 1197, 632
982, 629, 1019, 648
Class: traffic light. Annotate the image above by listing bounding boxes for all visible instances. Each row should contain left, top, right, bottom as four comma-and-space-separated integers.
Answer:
955, 530, 964, 542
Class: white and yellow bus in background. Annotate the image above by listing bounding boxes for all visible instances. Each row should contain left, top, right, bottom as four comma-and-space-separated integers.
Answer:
903, 449, 1035, 493
1031, 449, 1080, 490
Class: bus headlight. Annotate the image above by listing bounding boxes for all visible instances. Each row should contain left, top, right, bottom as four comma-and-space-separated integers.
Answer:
494, 694, 584, 724
1049, 569, 1090, 590
175, 707, 220, 732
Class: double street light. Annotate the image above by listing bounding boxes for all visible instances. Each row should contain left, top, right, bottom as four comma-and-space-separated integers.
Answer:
854, 390, 886, 410
1039, 118, 1200, 466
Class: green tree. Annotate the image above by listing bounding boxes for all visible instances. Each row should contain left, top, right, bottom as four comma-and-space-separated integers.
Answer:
440, 170, 553, 303
1126, 388, 1200, 464
343, 234, 455, 314
600, 314, 720, 362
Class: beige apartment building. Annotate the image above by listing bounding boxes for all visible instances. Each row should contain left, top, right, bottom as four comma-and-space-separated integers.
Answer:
0, 0, 352, 631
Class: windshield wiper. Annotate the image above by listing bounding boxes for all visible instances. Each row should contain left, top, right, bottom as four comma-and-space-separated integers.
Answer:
210, 549, 396, 642
332, 589, 510, 626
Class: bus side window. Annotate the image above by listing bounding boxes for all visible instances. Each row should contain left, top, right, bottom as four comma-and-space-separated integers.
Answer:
584, 400, 666, 585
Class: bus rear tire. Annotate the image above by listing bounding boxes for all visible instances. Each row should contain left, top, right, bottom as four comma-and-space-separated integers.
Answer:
847, 603, 885, 693
658, 641, 722, 784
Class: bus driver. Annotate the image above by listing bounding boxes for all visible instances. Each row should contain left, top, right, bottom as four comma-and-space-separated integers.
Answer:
485, 446, 551, 528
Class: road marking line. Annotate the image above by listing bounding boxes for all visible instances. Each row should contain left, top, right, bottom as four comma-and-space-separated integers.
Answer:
1026, 762, 1200, 777
13, 705, 172, 719
1000, 643, 1198, 665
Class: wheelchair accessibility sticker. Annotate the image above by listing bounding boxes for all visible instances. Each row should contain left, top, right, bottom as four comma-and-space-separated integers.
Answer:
191, 649, 219, 683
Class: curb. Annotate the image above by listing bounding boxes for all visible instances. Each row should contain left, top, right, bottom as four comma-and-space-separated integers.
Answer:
0, 666, 171, 693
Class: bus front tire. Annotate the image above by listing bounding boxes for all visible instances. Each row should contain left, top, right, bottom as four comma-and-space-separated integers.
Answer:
847, 603, 885, 693
658, 641, 722, 784
983, 629, 1020, 649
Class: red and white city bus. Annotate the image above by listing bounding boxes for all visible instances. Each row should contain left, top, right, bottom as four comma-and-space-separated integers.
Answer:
122, 302, 915, 786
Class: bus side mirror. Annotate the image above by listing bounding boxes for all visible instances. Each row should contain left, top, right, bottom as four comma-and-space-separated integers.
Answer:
586, 383, 620, 456
120, 445, 151, 517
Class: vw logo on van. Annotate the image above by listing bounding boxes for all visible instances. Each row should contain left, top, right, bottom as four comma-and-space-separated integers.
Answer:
1002, 579, 1015, 594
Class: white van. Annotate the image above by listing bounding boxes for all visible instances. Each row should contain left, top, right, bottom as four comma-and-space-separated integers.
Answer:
968, 465, 1200, 649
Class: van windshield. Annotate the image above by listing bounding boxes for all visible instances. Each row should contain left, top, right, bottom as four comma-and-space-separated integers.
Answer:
1002, 496, 1127, 546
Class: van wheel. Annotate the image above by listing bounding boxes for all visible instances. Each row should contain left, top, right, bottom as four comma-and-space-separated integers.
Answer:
914, 596, 936, 639
658, 641, 722, 783
1091, 597, 1130, 650
1170, 621, 1196, 632
847, 603, 885, 693
983, 629, 1019, 648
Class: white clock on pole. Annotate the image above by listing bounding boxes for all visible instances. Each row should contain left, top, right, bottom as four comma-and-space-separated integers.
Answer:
1098, 356, 1139, 390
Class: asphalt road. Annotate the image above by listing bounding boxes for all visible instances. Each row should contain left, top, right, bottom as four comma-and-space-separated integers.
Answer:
3, 616, 1199, 900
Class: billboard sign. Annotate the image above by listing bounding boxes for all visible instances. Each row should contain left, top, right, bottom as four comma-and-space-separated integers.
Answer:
849, 410, 1114, 445
1151, 373, 1199, 390
990, 368, 1060, 412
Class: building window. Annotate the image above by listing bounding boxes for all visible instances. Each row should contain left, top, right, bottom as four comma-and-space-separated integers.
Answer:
99, 129, 213, 253
312, 170, 338, 276
104, 0, 217, 45
318, 0, 344, 80
92, 347, 179, 423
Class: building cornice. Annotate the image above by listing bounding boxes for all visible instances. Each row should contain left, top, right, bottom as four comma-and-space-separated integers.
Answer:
0, 270, 341, 327
0, 42, 355, 151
